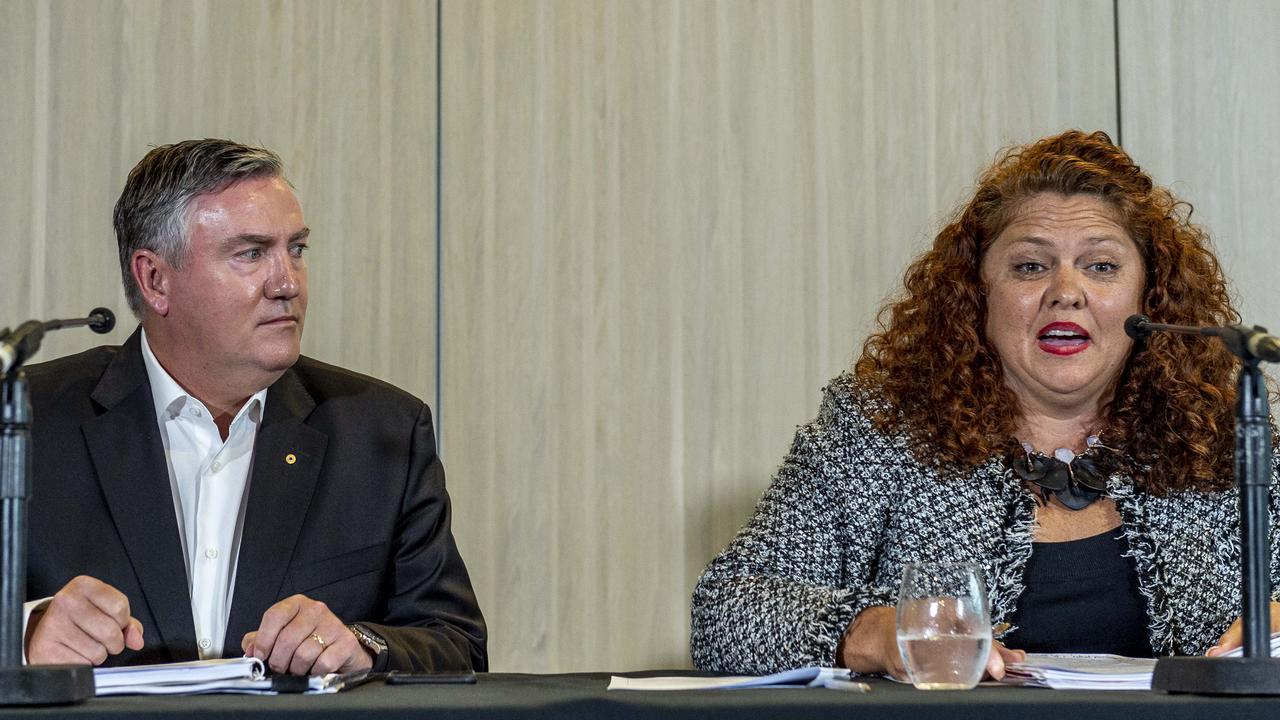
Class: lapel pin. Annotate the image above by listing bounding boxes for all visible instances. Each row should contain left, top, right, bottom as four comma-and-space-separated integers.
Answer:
285, 453, 297, 465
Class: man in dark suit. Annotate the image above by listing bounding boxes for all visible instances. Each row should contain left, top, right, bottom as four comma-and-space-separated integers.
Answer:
22, 139, 486, 674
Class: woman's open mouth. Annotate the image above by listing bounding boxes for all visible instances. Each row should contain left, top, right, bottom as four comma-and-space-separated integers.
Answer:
1037, 322, 1091, 356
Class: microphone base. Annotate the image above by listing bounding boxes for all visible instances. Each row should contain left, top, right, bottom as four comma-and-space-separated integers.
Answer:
1152, 656, 1280, 695
0, 665, 94, 705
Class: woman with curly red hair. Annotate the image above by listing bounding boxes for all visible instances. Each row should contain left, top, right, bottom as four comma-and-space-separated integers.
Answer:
690, 130, 1277, 678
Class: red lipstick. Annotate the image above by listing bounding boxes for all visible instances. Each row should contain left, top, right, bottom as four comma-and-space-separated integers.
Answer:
1037, 321, 1090, 356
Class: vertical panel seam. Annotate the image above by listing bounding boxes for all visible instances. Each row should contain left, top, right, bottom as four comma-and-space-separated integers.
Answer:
434, 0, 445, 451
30, 1, 51, 315
1113, 0, 1123, 146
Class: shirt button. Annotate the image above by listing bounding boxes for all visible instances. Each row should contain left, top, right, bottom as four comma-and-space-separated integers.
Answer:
192, 408, 202, 417
199, 638, 211, 650
204, 548, 218, 560
211, 461, 222, 473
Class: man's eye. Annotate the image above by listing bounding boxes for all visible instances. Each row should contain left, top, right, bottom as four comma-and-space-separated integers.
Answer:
1014, 262, 1045, 274
240, 248, 263, 260
289, 244, 308, 258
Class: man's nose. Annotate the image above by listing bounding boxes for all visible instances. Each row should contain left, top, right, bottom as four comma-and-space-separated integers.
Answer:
265, 253, 302, 299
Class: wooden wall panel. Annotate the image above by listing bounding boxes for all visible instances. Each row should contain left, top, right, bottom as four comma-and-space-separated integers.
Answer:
0, 1, 40, 328
441, 0, 1116, 671
0, 0, 437, 403
1119, 0, 1280, 326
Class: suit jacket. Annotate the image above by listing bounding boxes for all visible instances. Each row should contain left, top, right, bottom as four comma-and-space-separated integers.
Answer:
24, 329, 487, 671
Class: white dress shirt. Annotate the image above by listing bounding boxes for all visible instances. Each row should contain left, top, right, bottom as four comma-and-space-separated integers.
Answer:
140, 329, 267, 659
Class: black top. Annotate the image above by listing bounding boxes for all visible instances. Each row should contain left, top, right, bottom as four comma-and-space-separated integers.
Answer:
1003, 527, 1153, 657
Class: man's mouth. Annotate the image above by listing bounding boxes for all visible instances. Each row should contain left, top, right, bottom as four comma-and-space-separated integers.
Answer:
1037, 322, 1090, 356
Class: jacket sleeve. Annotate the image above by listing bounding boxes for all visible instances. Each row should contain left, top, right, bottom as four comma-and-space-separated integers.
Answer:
1268, 451, 1280, 609
690, 376, 900, 673
358, 404, 487, 672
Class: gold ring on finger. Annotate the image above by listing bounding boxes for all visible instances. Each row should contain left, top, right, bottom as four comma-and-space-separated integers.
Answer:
311, 633, 326, 648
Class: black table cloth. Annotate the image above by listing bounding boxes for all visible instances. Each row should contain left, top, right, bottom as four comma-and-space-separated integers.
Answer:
2, 673, 1278, 719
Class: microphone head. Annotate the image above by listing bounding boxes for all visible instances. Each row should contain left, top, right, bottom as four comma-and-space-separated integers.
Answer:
88, 307, 116, 334
1124, 314, 1151, 341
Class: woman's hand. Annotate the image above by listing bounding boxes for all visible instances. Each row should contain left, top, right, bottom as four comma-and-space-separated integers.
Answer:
986, 642, 1026, 680
837, 606, 1026, 680
1206, 601, 1280, 656
839, 606, 907, 679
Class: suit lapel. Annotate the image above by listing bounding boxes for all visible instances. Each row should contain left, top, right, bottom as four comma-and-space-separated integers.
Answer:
223, 368, 327, 651
82, 330, 197, 661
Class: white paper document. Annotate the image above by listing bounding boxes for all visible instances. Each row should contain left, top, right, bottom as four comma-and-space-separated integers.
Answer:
608, 666, 854, 691
1002, 653, 1157, 690
1003, 633, 1280, 691
93, 657, 346, 696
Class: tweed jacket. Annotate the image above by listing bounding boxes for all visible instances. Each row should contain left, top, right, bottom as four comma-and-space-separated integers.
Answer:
690, 372, 1280, 673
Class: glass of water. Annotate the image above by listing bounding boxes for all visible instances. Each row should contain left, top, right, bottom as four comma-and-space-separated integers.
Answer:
895, 562, 991, 690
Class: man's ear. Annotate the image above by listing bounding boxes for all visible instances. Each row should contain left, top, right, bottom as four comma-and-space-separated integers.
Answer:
131, 249, 172, 316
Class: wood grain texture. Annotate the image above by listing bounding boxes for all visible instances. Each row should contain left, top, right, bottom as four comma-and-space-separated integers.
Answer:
1119, 0, 1280, 325
0, 0, 436, 403
440, 0, 1116, 671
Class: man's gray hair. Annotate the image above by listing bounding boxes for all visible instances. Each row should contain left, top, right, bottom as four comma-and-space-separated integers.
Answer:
113, 139, 286, 317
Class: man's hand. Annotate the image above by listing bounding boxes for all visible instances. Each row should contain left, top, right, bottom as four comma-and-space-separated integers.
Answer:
241, 594, 372, 676
1206, 601, 1280, 656
27, 575, 144, 665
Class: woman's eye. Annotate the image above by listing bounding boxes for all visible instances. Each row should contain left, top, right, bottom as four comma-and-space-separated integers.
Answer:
1014, 262, 1045, 274
1090, 262, 1118, 273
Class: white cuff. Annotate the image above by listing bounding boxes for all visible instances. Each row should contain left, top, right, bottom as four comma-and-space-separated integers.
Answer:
21, 597, 53, 665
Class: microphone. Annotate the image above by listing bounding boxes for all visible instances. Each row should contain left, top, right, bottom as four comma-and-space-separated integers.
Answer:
39, 307, 117, 334
1247, 331, 1280, 363
1124, 313, 1280, 363
1124, 313, 1219, 339
1, 308, 117, 375
0, 321, 46, 376
1124, 314, 1150, 340
87, 307, 116, 334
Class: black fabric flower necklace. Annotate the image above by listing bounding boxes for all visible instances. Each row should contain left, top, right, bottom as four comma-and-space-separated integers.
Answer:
1009, 435, 1115, 510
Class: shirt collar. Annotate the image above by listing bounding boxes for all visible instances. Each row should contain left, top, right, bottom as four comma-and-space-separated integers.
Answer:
140, 328, 268, 427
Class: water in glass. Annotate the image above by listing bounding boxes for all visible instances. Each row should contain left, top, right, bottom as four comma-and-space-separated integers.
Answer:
896, 563, 991, 690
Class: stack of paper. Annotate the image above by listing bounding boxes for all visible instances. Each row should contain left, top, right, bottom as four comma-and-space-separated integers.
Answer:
93, 657, 346, 696
608, 666, 859, 691
1003, 634, 1280, 690
1002, 654, 1156, 690
95, 657, 269, 696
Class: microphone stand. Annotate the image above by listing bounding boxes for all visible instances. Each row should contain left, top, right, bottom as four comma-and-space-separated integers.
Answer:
0, 308, 113, 705
1130, 316, 1280, 694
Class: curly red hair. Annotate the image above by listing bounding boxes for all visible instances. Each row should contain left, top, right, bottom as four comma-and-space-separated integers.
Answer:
854, 129, 1240, 494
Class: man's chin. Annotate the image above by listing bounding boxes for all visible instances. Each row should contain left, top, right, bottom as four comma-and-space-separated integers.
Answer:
255, 347, 301, 375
